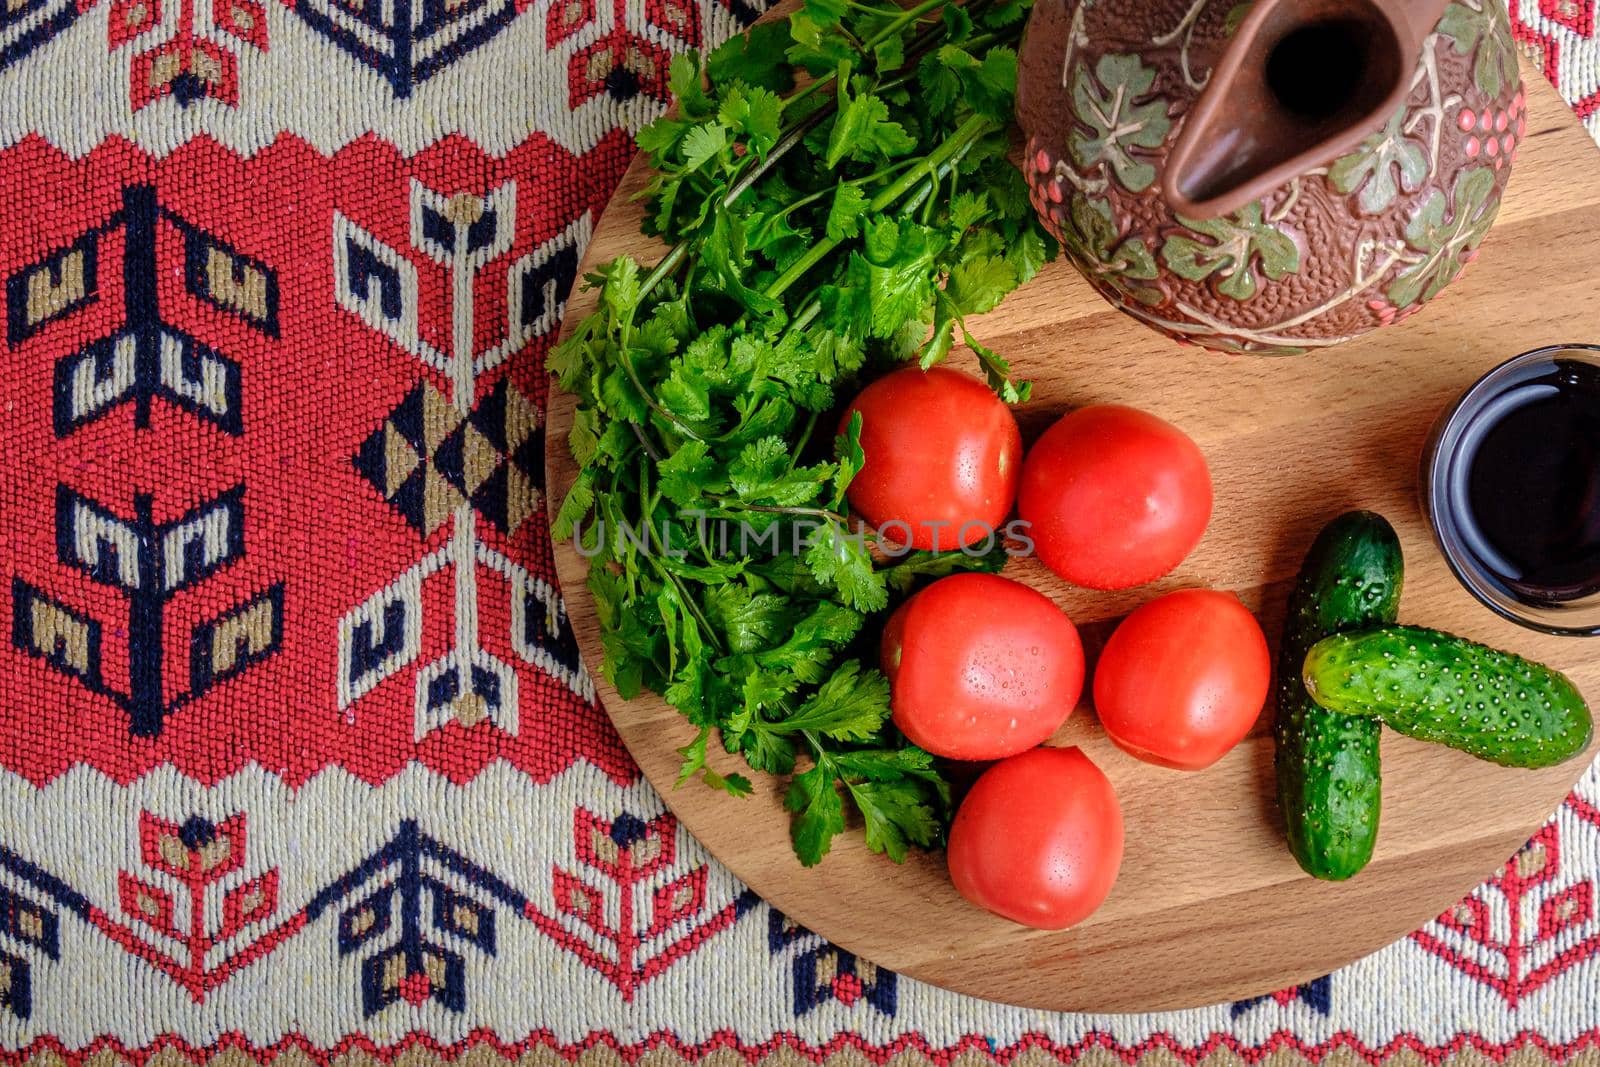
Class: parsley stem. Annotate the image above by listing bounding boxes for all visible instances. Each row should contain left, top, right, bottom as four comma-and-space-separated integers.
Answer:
735, 113, 826, 200
761, 112, 994, 302
774, 296, 822, 351
761, 242, 830, 304
639, 107, 828, 306
867, 0, 946, 43
775, 157, 918, 223
630, 422, 663, 463
897, 133, 980, 217
780, 0, 949, 115
791, 299, 822, 335
662, 566, 727, 656
874, 29, 1006, 96
638, 242, 688, 306
774, 185, 837, 222
860, 156, 925, 186
619, 345, 701, 443
711, 498, 852, 525
788, 410, 820, 471
865, 110, 987, 204
781, 75, 831, 114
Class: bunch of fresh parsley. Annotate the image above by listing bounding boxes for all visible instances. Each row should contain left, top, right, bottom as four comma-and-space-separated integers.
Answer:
549, 0, 1056, 866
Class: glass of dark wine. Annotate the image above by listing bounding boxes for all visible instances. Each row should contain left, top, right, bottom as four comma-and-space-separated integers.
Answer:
1423, 344, 1600, 636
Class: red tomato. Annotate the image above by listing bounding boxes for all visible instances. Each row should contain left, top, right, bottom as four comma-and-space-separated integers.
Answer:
843, 366, 1022, 551
1017, 405, 1212, 589
883, 572, 1083, 760
947, 746, 1124, 929
1093, 589, 1271, 770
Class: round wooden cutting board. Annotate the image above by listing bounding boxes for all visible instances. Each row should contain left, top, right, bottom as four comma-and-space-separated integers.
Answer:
546, 47, 1600, 1011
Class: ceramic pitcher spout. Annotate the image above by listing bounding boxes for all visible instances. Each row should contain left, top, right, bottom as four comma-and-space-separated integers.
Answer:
1162, 0, 1453, 219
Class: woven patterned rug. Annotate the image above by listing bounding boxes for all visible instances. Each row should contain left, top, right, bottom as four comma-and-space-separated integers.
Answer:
2, 0, 1600, 1060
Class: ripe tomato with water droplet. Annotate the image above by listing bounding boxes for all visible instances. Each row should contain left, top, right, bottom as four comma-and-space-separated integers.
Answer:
882, 573, 1083, 760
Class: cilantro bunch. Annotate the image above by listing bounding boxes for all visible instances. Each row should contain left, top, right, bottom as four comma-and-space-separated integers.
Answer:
550, 0, 1056, 866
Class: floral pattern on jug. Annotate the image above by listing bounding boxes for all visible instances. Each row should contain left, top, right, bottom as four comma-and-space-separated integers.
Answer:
1018, 0, 1523, 353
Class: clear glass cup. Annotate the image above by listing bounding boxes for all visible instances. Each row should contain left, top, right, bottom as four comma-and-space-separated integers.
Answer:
1422, 343, 1600, 637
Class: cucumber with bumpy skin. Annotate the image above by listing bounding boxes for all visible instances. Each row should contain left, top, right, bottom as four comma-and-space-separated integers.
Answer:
1303, 626, 1593, 769
1276, 512, 1403, 881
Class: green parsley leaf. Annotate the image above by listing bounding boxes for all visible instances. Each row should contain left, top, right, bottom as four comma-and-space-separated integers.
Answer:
919, 317, 955, 370
601, 256, 641, 322
804, 521, 887, 613
825, 182, 870, 241
1006, 228, 1051, 285
946, 253, 1018, 316
882, 542, 1009, 595
636, 118, 688, 163
702, 211, 784, 316
964, 328, 1031, 404
806, 323, 865, 380
860, 218, 941, 338
833, 746, 940, 782
773, 660, 890, 741
942, 3, 973, 42
597, 604, 656, 700
678, 729, 758, 796
551, 469, 593, 542
724, 393, 798, 447
703, 768, 755, 797
826, 73, 917, 168
664, 657, 712, 725
705, 583, 792, 653
729, 436, 834, 506
872, 33, 905, 73
568, 406, 601, 468
785, 756, 846, 866
982, 156, 1034, 220
754, 601, 862, 682
718, 85, 783, 158
917, 52, 961, 115
802, 0, 846, 22
680, 123, 729, 172
741, 666, 798, 715
979, 0, 1028, 27
668, 52, 715, 121
968, 47, 1020, 123
657, 439, 718, 506
598, 367, 647, 423
676, 728, 710, 787
547, 332, 590, 391
728, 707, 800, 774
787, 13, 855, 75
831, 410, 864, 509
707, 22, 797, 92
847, 778, 942, 861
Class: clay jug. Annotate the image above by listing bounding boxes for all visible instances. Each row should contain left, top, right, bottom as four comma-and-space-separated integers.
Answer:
1017, 0, 1522, 354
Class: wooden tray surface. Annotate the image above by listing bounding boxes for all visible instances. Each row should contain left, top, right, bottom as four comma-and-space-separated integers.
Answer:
545, 50, 1600, 1012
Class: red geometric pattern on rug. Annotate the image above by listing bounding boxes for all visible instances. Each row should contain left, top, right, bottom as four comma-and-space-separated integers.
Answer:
1412, 820, 1600, 1006
523, 807, 750, 1000
0, 133, 635, 788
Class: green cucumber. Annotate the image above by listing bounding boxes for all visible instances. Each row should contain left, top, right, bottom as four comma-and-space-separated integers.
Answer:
1303, 626, 1593, 769
1275, 511, 1403, 881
